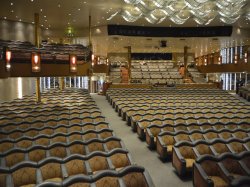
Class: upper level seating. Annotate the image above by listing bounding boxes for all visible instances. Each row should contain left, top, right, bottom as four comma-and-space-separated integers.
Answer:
193, 151, 250, 187
131, 61, 183, 84
106, 86, 250, 181
0, 89, 154, 187
0, 39, 90, 63
108, 60, 184, 84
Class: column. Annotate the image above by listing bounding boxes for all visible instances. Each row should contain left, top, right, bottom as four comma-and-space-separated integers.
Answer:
127, 46, 132, 81
184, 46, 188, 79
34, 13, 41, 103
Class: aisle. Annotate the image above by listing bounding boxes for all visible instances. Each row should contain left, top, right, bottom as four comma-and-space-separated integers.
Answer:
91, 94, 192, 187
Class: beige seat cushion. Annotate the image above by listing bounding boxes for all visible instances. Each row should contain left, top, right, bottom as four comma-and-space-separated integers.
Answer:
209, 176, 227, 187
185, 159, 195, 169
20, 185, 36, 187
45, 178, 62, 183
167, 145, 173, 154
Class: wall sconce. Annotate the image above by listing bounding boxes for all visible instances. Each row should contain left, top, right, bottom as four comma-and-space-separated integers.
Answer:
204, 57, 207, 66
106, 58, 109, 65
244, 52, 248, 63
70, 54, 77, 73
97, 56, 100, 65
31, 52, 41, 72
234, 54, 238, 64
218, 56, 221, 65
91, 54, 95, 67
4, 48, 12, 71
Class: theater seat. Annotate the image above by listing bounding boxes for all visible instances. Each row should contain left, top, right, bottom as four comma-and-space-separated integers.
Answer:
5, 152, 25, 167
40, 163, 63, 182
222, 157, 247, 179
110, 153, 131, 170
88, 156, 109, 173
69, 144, 86, 155
28, 149, 46, 162
87, 142, 105, 152
65, 159, 87, 177
95, 177, 120, 187
12, 167, 37, 187
193, 160, 229, 187
123, 172, 149, 187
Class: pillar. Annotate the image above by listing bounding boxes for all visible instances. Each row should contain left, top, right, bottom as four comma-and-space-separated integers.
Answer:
60, 77, 65, 90
127, 46, 132, 81
89, 15, 92, 48
184, 46, 188, 79
34, 13, 41, 103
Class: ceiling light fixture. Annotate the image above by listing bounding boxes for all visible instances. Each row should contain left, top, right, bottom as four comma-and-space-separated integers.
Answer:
107, 0, 249, 25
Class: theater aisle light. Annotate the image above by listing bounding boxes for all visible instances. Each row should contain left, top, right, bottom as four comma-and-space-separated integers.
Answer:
5, 48, 12, 71
70, 55, 77, 73
31, 53, 41, 72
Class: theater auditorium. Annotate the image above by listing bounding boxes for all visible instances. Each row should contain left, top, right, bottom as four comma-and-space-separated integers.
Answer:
0, 0, 250, 187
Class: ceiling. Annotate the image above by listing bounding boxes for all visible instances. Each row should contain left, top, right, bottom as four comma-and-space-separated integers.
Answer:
0, 0, 250, 57
0, 0, 250, 30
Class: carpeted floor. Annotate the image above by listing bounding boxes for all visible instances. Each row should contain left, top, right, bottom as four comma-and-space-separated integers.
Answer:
91, 94, 193, 187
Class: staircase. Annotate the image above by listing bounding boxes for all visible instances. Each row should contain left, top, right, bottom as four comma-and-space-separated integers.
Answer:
188, 67, 207, 83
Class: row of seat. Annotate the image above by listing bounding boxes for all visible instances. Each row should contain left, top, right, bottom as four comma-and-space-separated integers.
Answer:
156, 129, 250, 160
1, 147, 130, 170
193, 151, 250, 187
145, 122, 250, 148
106, 87, 250, 182
0, 165, 153, 187
134, 117, 250, 139
130, 78, 184, 85
0, 150, 134, 186
0, 129, 114, 153
0, 115, 105, 127
172, 138, 250, 177
0, 121, 109, 134
0, 89, 154, 187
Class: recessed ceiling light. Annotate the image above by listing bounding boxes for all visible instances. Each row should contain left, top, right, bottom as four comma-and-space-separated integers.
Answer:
10, 2, 13, 6
44, 15, 46, 18
11, 10, 14, 13
40, 9, 43, 12
58, 4, 61, 8
4, 17, 7, 19
31, 0, 34, 2
68, 13, 71, 16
